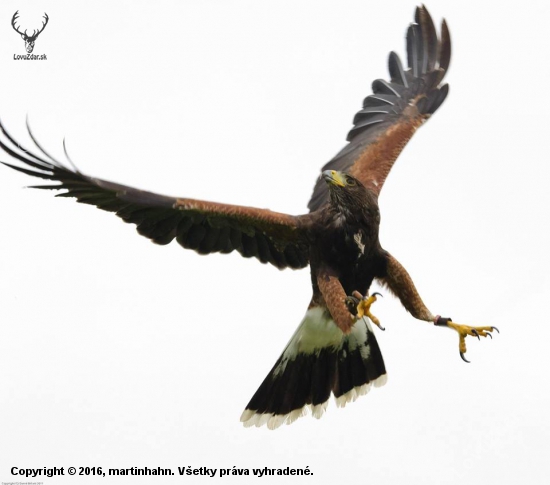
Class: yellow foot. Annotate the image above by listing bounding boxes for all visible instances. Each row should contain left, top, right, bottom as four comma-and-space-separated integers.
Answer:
345, 291, 385, 331
435, 317, 499, 363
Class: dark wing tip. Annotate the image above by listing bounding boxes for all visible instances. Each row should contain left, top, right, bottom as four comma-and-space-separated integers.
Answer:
388, 51, 408, 87
439, 19, 451, 74
416, 5, 438, 71
407, 6, 451, 81
406, 23, 421, 78
0, 115, 72, 176
427, 83, 449, 114
308, 6, 453, 211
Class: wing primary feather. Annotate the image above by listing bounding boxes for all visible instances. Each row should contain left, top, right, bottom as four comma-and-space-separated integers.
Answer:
388, 52, 408, 87
363, 94, 396, 107
0, 140, 57, 174
346, 118, 386, 142
415, 96, 429, 114
372, 79, 404, 97
25, 115, 68, 168
438, 19, 451, 73
414, 7, 428, 74
25, 184, 64, 190
353, 107, 392, 125
427, 84, 449, 114
0, 161, 56, 180
417, 5, 438, 71
422, 69, 443, 91
0, 118, 53, 170
308, 6, 452, 211
62, 137, 80, 173
2, 118, 309, 269
406, 24, 420, 78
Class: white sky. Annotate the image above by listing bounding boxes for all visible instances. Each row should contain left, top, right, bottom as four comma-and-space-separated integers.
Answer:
1, 0, 549, 484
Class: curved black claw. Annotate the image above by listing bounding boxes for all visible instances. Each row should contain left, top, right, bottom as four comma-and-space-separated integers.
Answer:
492, 326, 500, 333
487, 332, 492, 339
372, 292, 383, 298
344, 296, 359, 315
460, 352, 470, 363
361, 316, 385, 331
472, 329, 480, 340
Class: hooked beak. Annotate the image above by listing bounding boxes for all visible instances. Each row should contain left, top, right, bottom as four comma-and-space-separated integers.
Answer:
322, 170, 346, 187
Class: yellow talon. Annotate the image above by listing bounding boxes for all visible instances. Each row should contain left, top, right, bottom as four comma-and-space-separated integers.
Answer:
351, 290, 385, 331
436, 317, 499, 363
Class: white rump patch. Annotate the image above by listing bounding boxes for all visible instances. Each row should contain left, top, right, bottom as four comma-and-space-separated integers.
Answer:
240, 309, 386, 430
273, 307, 371, 375
273, 307, 342, 376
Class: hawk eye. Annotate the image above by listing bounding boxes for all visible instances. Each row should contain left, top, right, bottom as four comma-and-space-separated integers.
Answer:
346, 176, 356, 186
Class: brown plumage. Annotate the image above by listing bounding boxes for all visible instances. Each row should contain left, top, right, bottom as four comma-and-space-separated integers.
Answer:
308, 14, 450, 209
380, 253, 435, 322
1, 6, 481, 430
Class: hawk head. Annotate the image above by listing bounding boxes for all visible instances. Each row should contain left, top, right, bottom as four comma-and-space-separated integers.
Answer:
322, 170, 379, 224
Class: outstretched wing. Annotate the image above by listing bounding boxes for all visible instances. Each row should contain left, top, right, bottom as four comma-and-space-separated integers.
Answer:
308, 6, 451, 211
0, 121, 309, 270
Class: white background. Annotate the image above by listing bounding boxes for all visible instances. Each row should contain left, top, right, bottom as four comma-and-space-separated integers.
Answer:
1, 0, 549, 484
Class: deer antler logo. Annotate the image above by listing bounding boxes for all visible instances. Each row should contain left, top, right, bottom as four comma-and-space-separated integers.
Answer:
11, 11, 49, 54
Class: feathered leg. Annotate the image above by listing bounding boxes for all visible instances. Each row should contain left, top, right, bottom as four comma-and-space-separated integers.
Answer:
378, 252, 498, 362
316, 269, 355, 333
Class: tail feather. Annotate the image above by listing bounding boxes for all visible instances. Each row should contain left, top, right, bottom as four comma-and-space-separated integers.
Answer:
241, 306, 387, 429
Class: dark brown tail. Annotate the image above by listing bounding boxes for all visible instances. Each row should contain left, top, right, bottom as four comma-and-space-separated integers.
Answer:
240, 306, 387, 429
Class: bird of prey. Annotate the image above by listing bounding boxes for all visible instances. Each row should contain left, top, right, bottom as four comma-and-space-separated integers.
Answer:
0, 6, 497, 430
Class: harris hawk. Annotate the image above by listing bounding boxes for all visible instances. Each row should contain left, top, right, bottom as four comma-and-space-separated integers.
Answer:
0, 6, 497, 430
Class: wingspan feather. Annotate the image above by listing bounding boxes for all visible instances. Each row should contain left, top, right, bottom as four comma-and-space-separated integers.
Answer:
0, 119, 309, 270
308, 6, 451, 211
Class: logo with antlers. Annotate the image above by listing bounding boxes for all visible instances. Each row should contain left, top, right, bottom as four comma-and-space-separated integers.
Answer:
11, 11, 49, 54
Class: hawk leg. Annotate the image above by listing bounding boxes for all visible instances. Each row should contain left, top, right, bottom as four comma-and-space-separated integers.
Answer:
345, 291, 385, 331
378, 252, 498, 362
316, 270, 355, 334
435, 317, 499, 363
